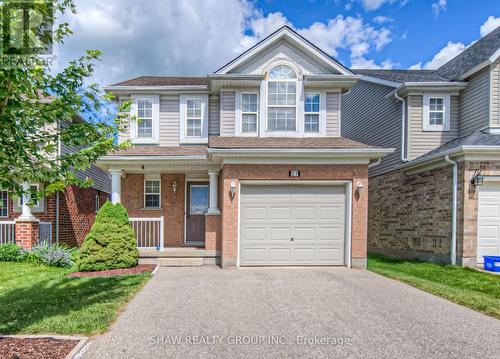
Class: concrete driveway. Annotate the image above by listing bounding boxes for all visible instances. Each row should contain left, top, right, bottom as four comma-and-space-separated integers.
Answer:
84, 266, 500, 359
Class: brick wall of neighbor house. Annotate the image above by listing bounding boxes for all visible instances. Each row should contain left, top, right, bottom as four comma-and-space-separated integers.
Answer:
368, 166, 453, 263
457, 160, 500, 266
5, 185, 108, 247
121, 173, 186, 247
220, 164, 368, 268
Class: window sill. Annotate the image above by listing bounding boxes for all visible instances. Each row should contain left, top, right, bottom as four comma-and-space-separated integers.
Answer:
140, 207, 163, 211
422, 127, 450, 132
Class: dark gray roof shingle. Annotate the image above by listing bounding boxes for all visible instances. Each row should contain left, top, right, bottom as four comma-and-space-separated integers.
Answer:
111, 76, 208, 87
354, 69, 448, 83
436, 26, 500, 80
415, 129, 500, 161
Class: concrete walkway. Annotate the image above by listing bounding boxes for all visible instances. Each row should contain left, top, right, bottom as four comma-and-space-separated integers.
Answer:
84, 266, 500, 359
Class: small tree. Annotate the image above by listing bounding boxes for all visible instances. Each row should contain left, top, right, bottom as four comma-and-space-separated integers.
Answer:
78, 201, 138, 271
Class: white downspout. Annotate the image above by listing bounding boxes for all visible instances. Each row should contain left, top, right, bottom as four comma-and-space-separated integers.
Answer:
394, 92, 409, 162
444, 155, 457, 265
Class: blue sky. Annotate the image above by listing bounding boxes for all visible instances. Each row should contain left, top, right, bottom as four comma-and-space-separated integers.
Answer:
58, 0, 499, 87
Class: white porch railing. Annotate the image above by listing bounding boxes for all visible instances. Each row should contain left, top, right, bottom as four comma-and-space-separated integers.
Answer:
0, 221, 15, 244
129, 216, 164, 250
38, 221, 53, 245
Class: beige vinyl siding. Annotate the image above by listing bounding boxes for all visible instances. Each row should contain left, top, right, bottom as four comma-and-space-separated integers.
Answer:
407, 95, 459, 160
341, 80, 402, 177
159, 95, 180, 146
490, 61, 500, 127
459, 67, 490, 136
209, 95, 220, 135
325, 92, 340, 136
220, 91, 236, 136
118, 96, 130, 144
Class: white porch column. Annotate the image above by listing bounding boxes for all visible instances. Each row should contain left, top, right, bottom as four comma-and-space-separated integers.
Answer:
19, 182, 35, 220
208, 170, 220, 214
110, 169, 122, 204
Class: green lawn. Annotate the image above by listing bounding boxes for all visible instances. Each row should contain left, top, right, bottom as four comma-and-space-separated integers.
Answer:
368, 253, 500, 319
0, 262, 150, 335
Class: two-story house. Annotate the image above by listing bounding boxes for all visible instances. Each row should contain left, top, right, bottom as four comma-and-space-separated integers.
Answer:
342, 26, 500, 267
98, 26, 393, 268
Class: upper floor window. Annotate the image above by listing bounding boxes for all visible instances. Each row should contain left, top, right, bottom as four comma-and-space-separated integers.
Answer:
267, 64, 297, 132
241, 93, 258, 133
186, 99, 202, 136
304, 93, 320, 133
131, 95, 159, 144
423, 94, 450, 131
180, 95, 208, 144
137, 99, 153, 138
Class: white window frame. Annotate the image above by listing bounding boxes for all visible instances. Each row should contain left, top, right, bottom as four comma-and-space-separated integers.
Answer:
0, 190, 8, 217
144, 176, 161, 209
179, 95, 209, 144
303, 92, 326, 136
423, 93, 450, 132
266, 64, 299, 135
235, 92, 259, 136
130, 94, 160, 144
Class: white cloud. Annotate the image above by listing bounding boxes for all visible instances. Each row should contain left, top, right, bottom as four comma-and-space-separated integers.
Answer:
408, 62, 422, 70
361, 0, 395, 11
56, 1, 393, 86
480, 16, 500, 37
372, 16, 393, 25
351, 57, 394, 69
421, 41, 465, 69
431, 0, 447, 17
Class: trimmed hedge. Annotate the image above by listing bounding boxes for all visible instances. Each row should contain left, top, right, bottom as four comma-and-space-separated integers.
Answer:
77, 201, 138, 271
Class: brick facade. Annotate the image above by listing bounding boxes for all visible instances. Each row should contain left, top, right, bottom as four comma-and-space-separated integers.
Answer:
368, 160, 500, 266
220, 164, 368, 268
15, 220, 39, 250
121, 173, 185, 247
205, 214, 221, 251
3, 185, 108, 248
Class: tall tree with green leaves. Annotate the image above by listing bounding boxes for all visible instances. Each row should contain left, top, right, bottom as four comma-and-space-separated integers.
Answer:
0, 0, 129, 203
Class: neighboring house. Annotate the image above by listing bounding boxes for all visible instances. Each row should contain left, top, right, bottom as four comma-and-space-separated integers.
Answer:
342, 26, 500, 267
0, 118, 111, 248
98, 26, 393, 268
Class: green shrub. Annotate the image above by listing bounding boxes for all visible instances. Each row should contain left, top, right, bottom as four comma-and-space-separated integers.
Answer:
0, 243, 23, 262
77, 201, 138, 271
30, 243, 73, 267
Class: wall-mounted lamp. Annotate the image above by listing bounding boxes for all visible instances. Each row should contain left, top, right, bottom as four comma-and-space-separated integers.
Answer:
230, 181, 236, 198
171, 180, 178, 193
356, 181, 365, 195
471, 169, 484, 186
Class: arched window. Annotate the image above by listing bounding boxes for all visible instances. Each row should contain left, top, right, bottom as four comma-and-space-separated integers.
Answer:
267, 64, 297, 131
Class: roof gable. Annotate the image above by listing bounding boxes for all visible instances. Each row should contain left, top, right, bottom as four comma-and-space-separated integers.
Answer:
214, 26, 352, 76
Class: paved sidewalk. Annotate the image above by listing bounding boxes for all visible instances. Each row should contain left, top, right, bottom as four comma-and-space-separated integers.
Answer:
84, 266, 500, 359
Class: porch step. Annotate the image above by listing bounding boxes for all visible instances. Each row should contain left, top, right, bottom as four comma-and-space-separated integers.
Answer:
139, 249, 218, 258
157, 257, 204, 267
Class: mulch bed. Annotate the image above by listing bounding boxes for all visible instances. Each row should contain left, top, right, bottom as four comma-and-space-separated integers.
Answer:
0, 337, 78, 359
67, 264, 156, 278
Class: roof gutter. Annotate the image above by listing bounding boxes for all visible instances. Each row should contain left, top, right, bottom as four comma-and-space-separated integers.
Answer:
207, 147, 395, 159
102, 85, 209, 92
98, 155, 208, 162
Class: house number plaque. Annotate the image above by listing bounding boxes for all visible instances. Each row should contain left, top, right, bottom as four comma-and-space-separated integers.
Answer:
289, 170, 300, 177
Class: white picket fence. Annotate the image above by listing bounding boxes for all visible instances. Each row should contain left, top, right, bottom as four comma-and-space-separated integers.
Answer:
0, 221, 15, 244
129, 217, 164, 250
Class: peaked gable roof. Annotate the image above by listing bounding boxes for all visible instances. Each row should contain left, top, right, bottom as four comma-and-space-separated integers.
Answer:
436, 26, 500, 80
214, 26, 353, 76
110, 76, 208, 87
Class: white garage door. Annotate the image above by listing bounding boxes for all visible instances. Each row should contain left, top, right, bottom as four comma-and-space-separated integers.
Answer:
240, 185, 346, 266
477, 184, 500, 263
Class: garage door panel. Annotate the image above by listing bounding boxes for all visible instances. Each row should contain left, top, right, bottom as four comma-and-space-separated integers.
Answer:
477, 185, 500, 263
240, 185, 346, 266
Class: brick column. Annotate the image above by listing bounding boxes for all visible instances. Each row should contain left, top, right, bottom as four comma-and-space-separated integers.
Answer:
15, 219, 39, 250
205, 214, 221, 252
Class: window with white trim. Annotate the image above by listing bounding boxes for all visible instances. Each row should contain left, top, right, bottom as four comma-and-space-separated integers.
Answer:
95, 194, 100, 213
144, 180, 160, 209
186, 99, 202, 136
137, 99, 153, 138
267, 64, 297, 131
423, 94, 450, 131
304, 93, 320, 133
241, 93, 258, 133
0, 190, 8, 217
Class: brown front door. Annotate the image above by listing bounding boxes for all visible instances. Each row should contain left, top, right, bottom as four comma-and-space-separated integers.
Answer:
186, 182, 209, 244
